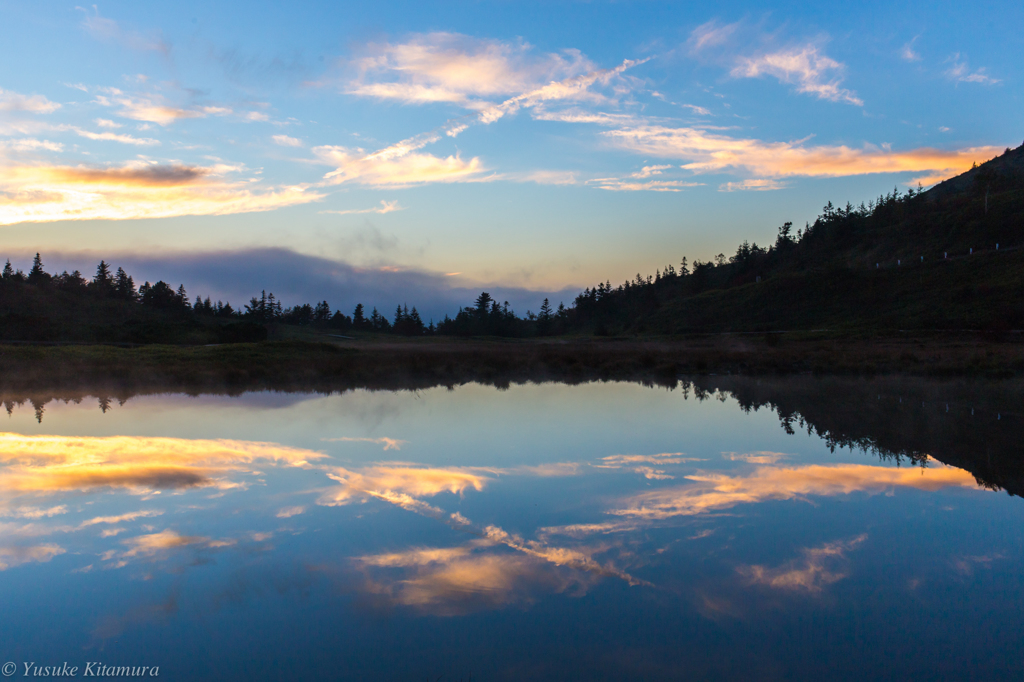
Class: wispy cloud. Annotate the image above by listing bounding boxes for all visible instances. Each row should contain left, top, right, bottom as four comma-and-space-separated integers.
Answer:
314, 144, 487, 187
77, 510, 163, 529
515, 170, 579, 185
322, 436, 407, 449
689, 22, 861, 105
0, 544, 65, 571
731, 46, 862, 105
944, 54, 1000, 85
65, 125, 160, 146
0, 88, 61, 114
76, 5, 170, 55
92, 90, 229, 126
739, 535, 867, 593
272, 134, 303, 147
602, 125, 1003, 185
719, 178, 788, 192
345, 33, 596, 107
319, 200, 405, 216
0, 138, 64, 153
118, 529, 233, 560
688, 20, 741, 52
276, 506, 306, 518
900, 37, 922, 62
589, 177, 703, 192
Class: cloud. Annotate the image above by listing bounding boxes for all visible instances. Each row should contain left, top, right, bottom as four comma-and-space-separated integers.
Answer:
322, 436, 407, 450
0, 161, 323, 224
119, 529, 231, 558
719, 178, 788, 192
0, 88, 61, 114
77, 5, 170, 54
474, 58, 646, 126
530, 108, 640, 126
319, 200, 404, 216
272, 134, 303, 147
0, 432, 325, 494
599, 453, 698, 466
944, 54, 1000, 85
276, 506, 306, 518
0, 138, 63, 152
602, 125, 1004, 185
92, 91, 233, 126
511, 463, 581, 477
681, 104, 712, 116
688, 22, 860, 105
731, 46, 862, 105
589, 177, 704, 192
353, 544, 590, 616
314, 144, 487, 187
722, 451, 788, 464
515, 170, 579, 185
596, 452, 700, 480
320, 463, 490, 506
345, 33, 596, 107
900, 37, 922, 62
66, 126, 160, 146
77, 510, 164, 529
688, 20, 741, 52
1, 505, 67, 519
631, 164, 673, 178
608, 460, 984, 519
739, 535, 867, 592
0, 543, 65, 570
95, 118, 121, 128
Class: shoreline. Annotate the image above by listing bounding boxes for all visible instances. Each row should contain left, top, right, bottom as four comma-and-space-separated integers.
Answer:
0, 334, 1022, 395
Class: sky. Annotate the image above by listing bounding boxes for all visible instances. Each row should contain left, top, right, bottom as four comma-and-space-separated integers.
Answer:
0, 0, 1020, 317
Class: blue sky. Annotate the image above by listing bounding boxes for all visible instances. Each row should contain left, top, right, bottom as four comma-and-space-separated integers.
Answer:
0, 0, 1020, 313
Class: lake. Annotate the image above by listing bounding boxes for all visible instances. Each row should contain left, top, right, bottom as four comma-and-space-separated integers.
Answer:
1, 376, 1021, 680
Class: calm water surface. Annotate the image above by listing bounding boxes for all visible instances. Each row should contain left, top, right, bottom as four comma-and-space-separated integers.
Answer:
0, 379, 1021, 680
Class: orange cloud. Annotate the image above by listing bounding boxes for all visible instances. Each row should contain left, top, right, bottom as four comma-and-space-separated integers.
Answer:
0, 162, 323, 224
120, 529, 233, 558
320, 463, 489, 505
0, 432, 326, 494
353, 544, 588, 616
610, 461, 983, 519
602, 126, 1003, 185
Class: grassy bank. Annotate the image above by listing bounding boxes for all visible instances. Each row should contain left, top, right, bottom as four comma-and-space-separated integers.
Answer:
1, 334, 1022, 396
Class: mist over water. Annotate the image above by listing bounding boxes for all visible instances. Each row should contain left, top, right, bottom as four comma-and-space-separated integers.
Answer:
1, 377, 1021, 681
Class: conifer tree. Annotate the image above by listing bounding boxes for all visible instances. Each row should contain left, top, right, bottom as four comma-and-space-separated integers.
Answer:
27, 253, 49, 285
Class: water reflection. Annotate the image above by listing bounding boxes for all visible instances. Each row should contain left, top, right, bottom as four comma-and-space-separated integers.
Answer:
608, 459, 982, 519
0, 377, 1020, 680
0, 432, 323, 494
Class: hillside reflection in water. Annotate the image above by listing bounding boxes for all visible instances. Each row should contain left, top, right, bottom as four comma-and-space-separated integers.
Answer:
0, 377, 1021, 681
